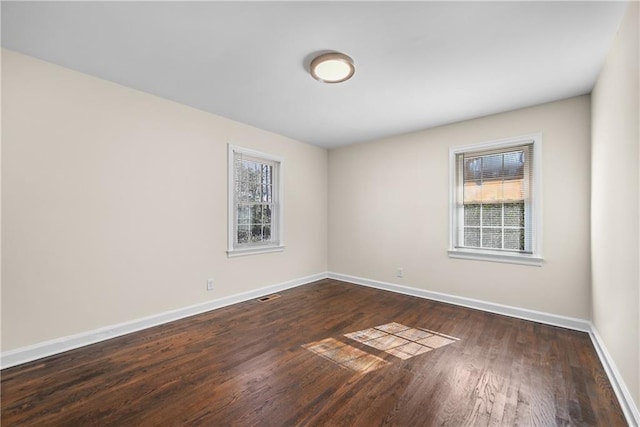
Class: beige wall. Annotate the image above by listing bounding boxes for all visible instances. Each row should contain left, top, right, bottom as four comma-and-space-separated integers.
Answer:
3, 12, 638, 411
329, 96, 592, 319
591, 1, 639, 408
1, 50, 328, 351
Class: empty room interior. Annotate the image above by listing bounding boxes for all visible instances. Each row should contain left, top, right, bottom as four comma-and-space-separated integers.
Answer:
1, 1, 639, 426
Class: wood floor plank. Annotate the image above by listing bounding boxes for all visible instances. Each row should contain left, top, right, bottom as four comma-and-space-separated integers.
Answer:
1, 279, 627, 426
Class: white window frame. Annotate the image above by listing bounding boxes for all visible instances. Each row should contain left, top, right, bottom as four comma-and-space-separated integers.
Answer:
448, 133, 543, 266
227, 144, 284, 257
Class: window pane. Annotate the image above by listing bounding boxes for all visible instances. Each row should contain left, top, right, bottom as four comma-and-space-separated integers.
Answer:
251, 224, 263, 243
464, 204, 480, 226
263, 205, 272, 225
464, 227, 480, 247
250, 178, 260, 203
482, 228, 502, 249
263, 164, 272, 184
234, 161, 243, 201
262, 184, 271, 202
250, 204, 263, 224
241, 161, 256, 202
481, 154, 503, 181
504, 202, 524, 227
464, 157, 482, 183
482, 204, 502, 226
504, 229, 524, 251
236, 163, 249, 202
503, 151, 524, 180
263, 225, 271, 241
237, 228, 250, 244
237, 205, 250, 222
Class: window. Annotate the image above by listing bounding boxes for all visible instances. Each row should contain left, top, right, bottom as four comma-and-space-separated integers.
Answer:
227, 145, 284, 257
449, 134, 542, 266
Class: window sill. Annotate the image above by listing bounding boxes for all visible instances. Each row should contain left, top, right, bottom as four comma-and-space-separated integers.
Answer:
227, 245, 285, 258
448, 249, 543, 266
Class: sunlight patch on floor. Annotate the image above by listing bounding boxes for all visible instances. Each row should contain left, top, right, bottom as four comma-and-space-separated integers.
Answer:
345, 322, 459, 360
302, 322, 459, 373
301, 337, 390, 374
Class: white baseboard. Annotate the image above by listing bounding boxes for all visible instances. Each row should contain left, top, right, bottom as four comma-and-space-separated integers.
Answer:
0, 272, 329, 369
329, 271, 639, 427
589, 326, 640, 426
328, 272, 591, 331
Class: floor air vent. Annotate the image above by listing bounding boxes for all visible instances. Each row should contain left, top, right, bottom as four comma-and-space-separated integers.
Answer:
258, 294, 281, 302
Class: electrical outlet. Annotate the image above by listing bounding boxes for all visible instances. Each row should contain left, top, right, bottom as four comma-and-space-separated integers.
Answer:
396, 268, 403, 278
207, 278, 214, 291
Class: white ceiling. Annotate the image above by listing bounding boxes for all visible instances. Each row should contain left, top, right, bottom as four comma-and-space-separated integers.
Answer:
1, 1, 628, 148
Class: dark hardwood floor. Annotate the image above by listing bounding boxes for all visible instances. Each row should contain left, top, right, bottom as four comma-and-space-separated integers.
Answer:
1, 279, 626, 426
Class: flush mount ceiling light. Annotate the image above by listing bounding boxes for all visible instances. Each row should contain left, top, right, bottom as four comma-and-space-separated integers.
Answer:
310, 52, 355, 84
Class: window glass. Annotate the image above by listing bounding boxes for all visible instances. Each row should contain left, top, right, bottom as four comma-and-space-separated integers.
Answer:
228, 146, 283, 256
450, 136, 541, 265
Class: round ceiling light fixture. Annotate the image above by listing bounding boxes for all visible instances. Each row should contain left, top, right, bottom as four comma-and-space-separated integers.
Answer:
310, 52, 355, 84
